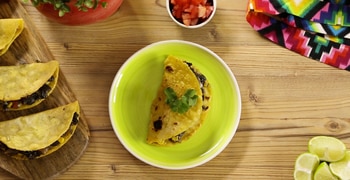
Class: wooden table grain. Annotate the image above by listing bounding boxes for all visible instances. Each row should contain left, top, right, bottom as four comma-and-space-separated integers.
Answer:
2, 0, 350, 179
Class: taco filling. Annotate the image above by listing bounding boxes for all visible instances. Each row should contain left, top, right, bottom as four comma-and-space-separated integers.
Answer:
1, 76, 55, 110
147, 55, 211, 145
0, 101, 80, 160
0, 61, 59, 111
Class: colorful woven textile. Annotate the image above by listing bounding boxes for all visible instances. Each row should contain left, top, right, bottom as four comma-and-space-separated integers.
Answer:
246, 0, 350, 70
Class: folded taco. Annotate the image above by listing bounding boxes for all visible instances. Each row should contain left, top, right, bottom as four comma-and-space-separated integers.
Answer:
147, 55, 211, 145
0, 61, 59, 111
0, 18, 24, 56
0, 101, 80, 160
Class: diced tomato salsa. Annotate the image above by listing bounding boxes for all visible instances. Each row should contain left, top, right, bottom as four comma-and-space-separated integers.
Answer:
170, 0, 214, 26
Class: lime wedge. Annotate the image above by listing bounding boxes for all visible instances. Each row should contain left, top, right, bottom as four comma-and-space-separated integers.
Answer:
330, 151, 350, 180
308, 136, 346, 162
314, 162, 339, 180
294, 152, 320, 180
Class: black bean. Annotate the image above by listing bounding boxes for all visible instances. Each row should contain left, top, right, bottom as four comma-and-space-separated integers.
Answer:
1, 102, 8, 111
47, 76, 54, 82
0, 142, 43, 159
186, 62, 196, 75
20, 81, 52, 105
185, 61, 207, 87
50, 140, 60, 147
169, 131, 185, 143
22, 150, 42, 159
71, 112, 79, 125
197, 74, 207, 85
38, 84, 51, 98
21, 93, 39, 105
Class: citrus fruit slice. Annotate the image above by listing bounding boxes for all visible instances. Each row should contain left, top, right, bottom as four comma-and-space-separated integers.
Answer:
314, 162, 338, 180
330, 151, 350, 180
308, 136, 346, 162
294, 152, 320, 180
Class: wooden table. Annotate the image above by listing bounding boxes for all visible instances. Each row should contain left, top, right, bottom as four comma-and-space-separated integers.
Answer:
1, 0, 350, 179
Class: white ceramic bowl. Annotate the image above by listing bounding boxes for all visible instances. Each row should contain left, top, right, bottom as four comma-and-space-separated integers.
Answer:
166, 0, 217, 29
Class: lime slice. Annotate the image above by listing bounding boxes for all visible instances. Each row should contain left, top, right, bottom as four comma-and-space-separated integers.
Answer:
330, 151, 350, 180
294, 152, 320, 180
308, 136, 346, 162
314, 162, 339, 180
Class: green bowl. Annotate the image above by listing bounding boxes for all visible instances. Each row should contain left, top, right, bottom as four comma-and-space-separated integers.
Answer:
109, 40, 241, 169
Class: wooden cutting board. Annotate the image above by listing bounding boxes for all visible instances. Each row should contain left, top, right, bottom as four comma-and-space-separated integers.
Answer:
0, 0, 90, 179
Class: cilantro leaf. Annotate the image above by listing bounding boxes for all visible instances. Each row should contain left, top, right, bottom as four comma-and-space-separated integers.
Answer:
164, 87, 198, 114
164, 87, 177, 104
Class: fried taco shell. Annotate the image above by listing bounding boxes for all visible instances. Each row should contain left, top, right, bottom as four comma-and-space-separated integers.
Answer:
0, 61, 59, 111
147, 55, 211, 145
0, 101, 80, 160
0, 18, 24, 56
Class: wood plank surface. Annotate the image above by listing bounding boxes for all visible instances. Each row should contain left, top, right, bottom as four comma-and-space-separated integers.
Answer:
0, 1, 90, 179
0, 0, 350, 179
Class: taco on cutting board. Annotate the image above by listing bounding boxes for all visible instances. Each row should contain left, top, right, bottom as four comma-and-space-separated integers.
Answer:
147, 55, 212, 146
0, 18, 24, 56
0, 101, 80, 160
0, 61, 59, 111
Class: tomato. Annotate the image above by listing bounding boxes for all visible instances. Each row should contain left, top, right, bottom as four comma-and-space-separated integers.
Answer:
33, 0, 124, 26
170, 0, 214, 26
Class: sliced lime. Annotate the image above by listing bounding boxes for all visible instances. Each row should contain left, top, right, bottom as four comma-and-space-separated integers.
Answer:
314, 162, 339, 180
294, 152, 320, 180
330, 151, 350, 180
308, 136, 346, 162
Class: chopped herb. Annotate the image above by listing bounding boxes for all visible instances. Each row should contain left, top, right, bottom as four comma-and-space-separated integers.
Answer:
164, 87, 198, 114
25, 0, 108, 17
